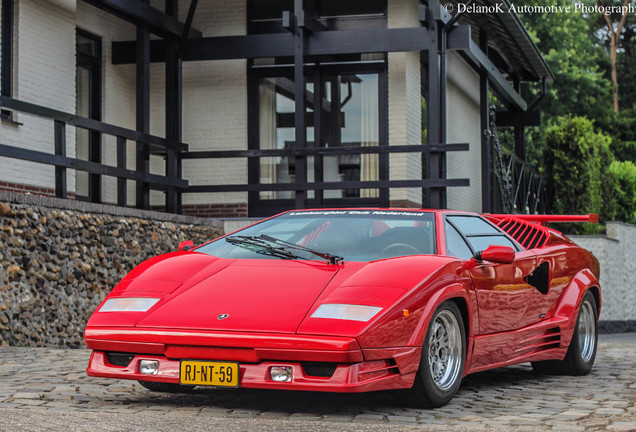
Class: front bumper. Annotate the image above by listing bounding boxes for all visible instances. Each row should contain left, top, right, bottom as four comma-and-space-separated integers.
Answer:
85, 327, 420, 392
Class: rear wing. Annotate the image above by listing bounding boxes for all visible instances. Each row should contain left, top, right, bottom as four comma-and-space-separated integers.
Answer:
484, 214, 599, 249
486, 214, 599, 226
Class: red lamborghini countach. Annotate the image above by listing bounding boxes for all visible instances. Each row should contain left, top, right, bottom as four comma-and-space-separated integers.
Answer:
85, 209, 601, 407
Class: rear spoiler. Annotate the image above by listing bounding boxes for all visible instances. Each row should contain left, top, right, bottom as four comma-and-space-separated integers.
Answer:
486, 214, 599, 226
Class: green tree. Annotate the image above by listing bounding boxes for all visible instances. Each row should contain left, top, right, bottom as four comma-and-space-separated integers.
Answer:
516, 0, 612, 123
543, 116, 616, 232
609, 160, 636, 223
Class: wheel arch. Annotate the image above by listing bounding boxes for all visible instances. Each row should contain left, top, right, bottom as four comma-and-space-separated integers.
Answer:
407, 284, 476, 349
587, 285, 601, 317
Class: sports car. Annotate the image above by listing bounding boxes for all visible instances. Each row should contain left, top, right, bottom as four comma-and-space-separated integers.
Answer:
85, 209, 601, 407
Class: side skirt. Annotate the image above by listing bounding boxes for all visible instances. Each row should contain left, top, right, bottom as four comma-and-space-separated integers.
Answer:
467, 315, 571, 374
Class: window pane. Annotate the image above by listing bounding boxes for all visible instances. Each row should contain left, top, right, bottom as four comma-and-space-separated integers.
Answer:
448, 216, 500, 235
468, 235, 516, 252
444, 221, 473, 260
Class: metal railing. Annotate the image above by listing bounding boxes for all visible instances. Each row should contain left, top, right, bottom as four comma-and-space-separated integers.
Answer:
500, 148, 549, 214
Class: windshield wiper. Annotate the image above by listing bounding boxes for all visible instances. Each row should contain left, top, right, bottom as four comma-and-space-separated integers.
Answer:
258, 234, 343, 265
225, 235, 300, 260
225, 234, 343, 264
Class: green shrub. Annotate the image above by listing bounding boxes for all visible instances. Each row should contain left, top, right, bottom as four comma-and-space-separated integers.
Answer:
609, 161, 636, 224
543, 116, 616, 233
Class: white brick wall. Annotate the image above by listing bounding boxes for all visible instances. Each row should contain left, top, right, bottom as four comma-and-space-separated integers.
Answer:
177, 0, 247, 206
0, 0, 77, 191
446, 53, 482, 212
571, 223, 636, 322
388, 0, 422, 206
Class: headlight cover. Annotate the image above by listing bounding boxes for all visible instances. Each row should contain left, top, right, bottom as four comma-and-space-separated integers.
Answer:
311, 304, 383, 322
99, 298, 160, 312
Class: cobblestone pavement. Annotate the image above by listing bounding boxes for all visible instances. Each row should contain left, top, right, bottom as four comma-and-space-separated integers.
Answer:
0, 333, 634, 432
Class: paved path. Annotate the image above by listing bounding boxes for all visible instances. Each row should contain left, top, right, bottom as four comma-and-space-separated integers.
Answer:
0, 333, 634, 431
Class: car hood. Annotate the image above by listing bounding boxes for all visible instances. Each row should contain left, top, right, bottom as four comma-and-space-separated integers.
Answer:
134, 254, 343, 333
94, 251, 455, 335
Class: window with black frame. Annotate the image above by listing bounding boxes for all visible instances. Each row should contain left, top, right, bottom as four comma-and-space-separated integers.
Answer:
247, 0, 388, 216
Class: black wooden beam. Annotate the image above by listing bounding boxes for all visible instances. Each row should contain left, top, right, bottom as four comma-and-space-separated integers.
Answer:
80, 0, 201, 39
1, 0, 13, 119
187, 178, 470, 194
136, 16, 151, 209
427, 19, 443, 209
180, 144, 469, 159
116, 136, 127, 206
0, 143, 188, 188
54, 121, 67, 199
113, 27, 443, 64
0, 96, 187, 152
165, 0, 182, 214
293, 0, 307, 209
479, 30, 492, 213
448, 26, 527, 111
495, 110, 541, 128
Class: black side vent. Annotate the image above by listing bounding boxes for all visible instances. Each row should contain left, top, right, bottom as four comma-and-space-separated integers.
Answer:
106, 352, 135, 367
302, 362, 338, 378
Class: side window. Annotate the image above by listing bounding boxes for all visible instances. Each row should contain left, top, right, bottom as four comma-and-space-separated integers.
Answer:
467, 235, 517, 252
444, 221, 473, 260
447, 215, 519, 253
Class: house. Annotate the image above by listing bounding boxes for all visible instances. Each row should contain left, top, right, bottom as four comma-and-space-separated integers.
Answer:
0, 0, 553, 218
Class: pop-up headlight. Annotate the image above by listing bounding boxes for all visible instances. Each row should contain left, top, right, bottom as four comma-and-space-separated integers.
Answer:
99, 298, 159, 312
311, 304, 382, 322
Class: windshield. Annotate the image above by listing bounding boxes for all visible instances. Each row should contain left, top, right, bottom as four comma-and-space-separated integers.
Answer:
196, 210, 436, 262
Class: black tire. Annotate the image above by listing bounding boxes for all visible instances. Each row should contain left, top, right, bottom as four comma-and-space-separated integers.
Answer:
532, 290, 598, 376
138, 380, 196, 393
394, 301, 466, 408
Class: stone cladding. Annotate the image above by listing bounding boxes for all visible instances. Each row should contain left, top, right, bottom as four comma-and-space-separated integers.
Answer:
0, 194, 222, 348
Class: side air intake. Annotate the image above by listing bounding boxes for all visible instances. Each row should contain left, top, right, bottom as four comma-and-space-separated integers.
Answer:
492, 217, 550, 249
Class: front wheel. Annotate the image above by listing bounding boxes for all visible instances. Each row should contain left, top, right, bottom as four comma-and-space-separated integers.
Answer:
394, 301, 466, 408
532, 290, 598, 376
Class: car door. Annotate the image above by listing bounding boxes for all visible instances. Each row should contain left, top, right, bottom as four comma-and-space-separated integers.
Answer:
444, 215, 539, 335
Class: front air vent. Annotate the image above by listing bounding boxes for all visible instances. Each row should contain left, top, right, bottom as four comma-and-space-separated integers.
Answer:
106, 352, 135, 367
302, 362, 338, 378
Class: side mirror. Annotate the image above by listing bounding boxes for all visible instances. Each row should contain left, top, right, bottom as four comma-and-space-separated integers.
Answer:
473, 245, 515, 264
179, 240, 194, 252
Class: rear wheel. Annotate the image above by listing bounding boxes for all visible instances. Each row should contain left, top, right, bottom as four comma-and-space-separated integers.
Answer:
138, 381, 195, 393
532, 290, 598, 376
394, 301, 466, 408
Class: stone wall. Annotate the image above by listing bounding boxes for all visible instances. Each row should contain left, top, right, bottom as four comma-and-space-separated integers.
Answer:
0, 192, 222, 348
571, 222, 636, 332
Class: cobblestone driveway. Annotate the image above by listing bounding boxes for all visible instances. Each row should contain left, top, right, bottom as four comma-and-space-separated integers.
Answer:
0, 333, 634, 431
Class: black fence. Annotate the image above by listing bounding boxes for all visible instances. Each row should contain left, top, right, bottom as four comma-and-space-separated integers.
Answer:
1, 95, 472, 214
0, 95, 187, 206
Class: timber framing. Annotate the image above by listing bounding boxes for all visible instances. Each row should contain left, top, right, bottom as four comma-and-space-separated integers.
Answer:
81, 0, 202, 39
112, 25, 529, 113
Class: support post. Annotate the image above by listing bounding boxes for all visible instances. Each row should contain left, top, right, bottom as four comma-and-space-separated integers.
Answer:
1, 0, 13, 119
293, 0, 307, 209
165, 0, 182, 214
426, 16, 443, 209
54, 121, 67, 199
136, 10, 151, 210
479, 30, 492, 212
116, 136, 127, 206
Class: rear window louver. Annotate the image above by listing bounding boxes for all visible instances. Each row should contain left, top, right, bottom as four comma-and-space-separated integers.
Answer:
492, 217, 550, 249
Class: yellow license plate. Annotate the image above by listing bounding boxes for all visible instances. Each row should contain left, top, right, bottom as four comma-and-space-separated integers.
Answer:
179, 360, 239, 387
